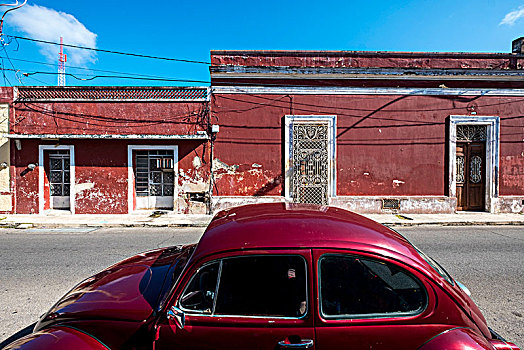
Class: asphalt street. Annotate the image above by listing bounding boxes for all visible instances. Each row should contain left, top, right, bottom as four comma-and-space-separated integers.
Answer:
0, 226, 522, 347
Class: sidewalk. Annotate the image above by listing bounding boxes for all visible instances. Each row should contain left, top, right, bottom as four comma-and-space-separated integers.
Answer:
0, 210, 523, 229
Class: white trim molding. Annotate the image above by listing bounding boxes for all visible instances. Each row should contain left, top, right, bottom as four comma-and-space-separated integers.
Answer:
449, 115, 500, 213
38, 145, 75, 214
284, 115, 337, 202
127, 145, 179, 213
213, 86, 524, 96
3, 133, 209, 140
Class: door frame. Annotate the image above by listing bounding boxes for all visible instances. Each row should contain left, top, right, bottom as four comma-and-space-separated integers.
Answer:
38, 145, 75, 214
448, 115, 499, 212
127, 145, 178, 213
284, 115, 337, 202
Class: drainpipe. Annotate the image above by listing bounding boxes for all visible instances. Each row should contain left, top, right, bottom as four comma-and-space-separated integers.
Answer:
207, 134, 214, 215
208, 124, 219, 215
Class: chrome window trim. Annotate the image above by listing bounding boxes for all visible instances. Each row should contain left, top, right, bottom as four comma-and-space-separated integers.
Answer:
211, 260, 223, 314
383, 226, 455, 286
412, 246, 455, 286
318, 253, 428, 320
178, 254, 310, 320
178, 260, 220, 315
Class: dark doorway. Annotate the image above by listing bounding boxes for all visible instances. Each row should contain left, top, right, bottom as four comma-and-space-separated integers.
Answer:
456, 141, 486, 211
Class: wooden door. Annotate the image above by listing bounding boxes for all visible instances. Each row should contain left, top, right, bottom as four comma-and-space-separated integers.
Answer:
456, 142, 485, 211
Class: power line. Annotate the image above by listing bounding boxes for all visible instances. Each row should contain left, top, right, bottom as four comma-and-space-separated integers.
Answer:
0, 55, 197, 80
0, 67, 210, 84
5, 34, 211, 65
1, 41, 22, 84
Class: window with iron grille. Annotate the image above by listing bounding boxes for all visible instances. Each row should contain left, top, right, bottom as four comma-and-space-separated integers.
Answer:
135, 150, 175, 197
456, 125, 487, 142
291, 123, 329, 205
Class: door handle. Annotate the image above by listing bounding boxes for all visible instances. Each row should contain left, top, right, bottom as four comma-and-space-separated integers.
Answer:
278, 338, 314, 349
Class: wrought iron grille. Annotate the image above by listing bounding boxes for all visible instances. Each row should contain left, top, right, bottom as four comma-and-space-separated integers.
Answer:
456, 125, 487, 142
16, 87, 208, 101
456, 155, 465, 183
470, 156, 482, 183
291, 123, 329, 205
135, 150, 175, 197
49, 151, 70, 196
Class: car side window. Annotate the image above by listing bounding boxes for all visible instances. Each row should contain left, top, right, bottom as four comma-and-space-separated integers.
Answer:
179, 262, 219, 314
215, 255, 307, 317
179, 255, 307, 318
319, 254, 426, 318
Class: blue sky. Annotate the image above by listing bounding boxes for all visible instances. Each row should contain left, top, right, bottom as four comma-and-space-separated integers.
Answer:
0, 0, 523, 86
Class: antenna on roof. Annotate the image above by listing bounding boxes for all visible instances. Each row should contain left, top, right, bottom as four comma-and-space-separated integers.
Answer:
58, 36, 67, 86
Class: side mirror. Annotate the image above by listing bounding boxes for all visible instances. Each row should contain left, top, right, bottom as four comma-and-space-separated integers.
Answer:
167, 306, 185, 329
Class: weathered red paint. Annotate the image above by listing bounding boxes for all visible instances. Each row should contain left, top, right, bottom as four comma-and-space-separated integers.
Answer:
4, 87, 211, 214
10, 139, 209, 214
12, 101, 206, 136
211, 50, 523, 70
211, 93, 524, 197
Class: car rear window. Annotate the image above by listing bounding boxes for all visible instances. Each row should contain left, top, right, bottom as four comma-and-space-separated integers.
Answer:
319, 254, 427, 319
413, 246, 454, 285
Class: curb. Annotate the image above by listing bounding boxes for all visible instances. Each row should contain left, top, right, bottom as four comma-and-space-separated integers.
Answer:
1, 221, 523, 229
0, 222, 213, 230
382, 221, 524, 227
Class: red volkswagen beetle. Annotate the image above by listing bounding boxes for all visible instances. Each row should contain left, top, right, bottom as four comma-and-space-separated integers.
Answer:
3, 203, 520, 349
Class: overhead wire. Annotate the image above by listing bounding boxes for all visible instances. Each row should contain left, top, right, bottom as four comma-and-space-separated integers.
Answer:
1, 41, 22, 84
0, 34, 521, 121
0, 55, 198, 80
4, 34, 211, 65
0, 67, 210, 84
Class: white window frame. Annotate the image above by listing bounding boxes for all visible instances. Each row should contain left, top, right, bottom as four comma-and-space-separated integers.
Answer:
127, 145, 178, 212
284, 115, 337, 202
38, 145, 75, 214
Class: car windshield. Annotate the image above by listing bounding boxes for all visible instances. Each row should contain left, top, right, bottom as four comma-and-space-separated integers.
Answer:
157, 244, 196, 311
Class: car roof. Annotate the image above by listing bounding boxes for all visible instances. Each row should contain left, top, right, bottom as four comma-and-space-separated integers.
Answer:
191, 203, 425, 266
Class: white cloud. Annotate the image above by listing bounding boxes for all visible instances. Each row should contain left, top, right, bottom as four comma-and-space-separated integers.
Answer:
500, 5, 524, 25
8, 4, 97, 66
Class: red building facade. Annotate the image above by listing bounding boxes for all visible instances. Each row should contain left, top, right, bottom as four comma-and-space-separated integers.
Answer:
209, 48, 524, 213
3, 86, 211, 214
1, 44, 523, 215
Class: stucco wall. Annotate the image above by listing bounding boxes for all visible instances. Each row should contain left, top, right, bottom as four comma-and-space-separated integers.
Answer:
212, 93, 524, 200
12, 101, 207, 136
11, 139, 209, 214
0, 103, 11, 212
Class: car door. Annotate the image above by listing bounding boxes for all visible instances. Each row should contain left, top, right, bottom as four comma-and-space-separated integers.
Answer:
313, 249, 448, 350
155, 249, 316, 350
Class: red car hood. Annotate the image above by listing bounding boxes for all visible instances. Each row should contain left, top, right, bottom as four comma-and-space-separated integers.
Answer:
36, 246, 191, 329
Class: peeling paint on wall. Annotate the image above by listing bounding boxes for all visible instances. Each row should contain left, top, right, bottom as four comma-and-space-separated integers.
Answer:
213, 158, 239, 174
75, 182, 94, 193
501, 155, 524, 191
392, 179, 405, 188
213, 158, 281, 196
192, 156, 202, 168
